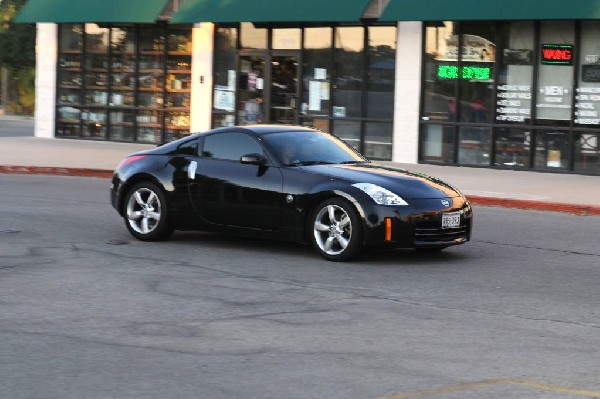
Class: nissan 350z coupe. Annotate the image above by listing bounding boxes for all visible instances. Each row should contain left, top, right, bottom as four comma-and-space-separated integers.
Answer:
110, 125, 472, 261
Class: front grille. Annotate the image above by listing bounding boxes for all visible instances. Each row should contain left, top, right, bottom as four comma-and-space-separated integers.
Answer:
414, 219, 469, 244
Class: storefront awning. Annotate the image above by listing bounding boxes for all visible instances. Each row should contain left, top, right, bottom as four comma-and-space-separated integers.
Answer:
170, 0, 372, 23
13, 0, 172, 24
380, 0, 600, 21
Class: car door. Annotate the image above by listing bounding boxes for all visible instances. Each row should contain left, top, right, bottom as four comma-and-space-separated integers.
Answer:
187, 131, 284, 230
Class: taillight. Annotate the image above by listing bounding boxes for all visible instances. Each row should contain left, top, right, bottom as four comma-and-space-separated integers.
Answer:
116, 155, 147, 169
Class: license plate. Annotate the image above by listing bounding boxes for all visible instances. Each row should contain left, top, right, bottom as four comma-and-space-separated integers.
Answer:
442, 212, 461, 229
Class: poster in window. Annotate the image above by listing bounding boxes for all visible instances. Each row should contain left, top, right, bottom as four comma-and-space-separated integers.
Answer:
315, 68, 327, 80
309, 80, 321, 111
214, 89, 235, 112
582, 64, 600, 82
503, 49, 533, 65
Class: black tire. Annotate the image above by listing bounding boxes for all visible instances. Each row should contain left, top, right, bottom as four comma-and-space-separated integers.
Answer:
310, 197, 363, 261
122, 181, 173, 241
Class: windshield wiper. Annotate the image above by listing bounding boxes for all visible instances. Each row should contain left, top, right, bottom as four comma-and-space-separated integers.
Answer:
288, 160, 334, 166
338, 160, 369, 164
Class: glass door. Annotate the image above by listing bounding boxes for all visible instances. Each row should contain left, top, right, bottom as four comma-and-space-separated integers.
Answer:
270, 55, 299, 124
237, 55, 266, 125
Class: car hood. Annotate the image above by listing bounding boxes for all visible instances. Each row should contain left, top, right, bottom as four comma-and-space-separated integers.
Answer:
302, 163, 463, 199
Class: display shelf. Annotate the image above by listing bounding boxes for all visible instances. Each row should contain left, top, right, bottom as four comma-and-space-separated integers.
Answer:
111, 86, 135, 91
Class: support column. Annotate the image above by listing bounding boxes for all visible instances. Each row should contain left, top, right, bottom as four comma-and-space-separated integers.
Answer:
392, 21, 423, 164
190, 22, 214, 133
35, 23, 58, 138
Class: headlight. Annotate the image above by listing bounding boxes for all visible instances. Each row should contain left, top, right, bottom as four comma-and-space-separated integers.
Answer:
352, 183, 409, 206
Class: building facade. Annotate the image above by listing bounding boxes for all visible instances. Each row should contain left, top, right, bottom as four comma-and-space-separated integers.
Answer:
15, 0, 600, 175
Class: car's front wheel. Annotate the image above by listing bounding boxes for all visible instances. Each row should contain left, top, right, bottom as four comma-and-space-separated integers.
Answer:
123, 181, 173, 241
310, 198, 363, 261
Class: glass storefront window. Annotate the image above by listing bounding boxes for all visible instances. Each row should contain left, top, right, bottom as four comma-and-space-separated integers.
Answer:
110, 109, 135, 141
574, 132, 599, 174
84, 24, 109, 109
332, 120, 361, 151
213, 27, 238, 123
57, 24, 83, 138
421, 124, 454, 164
495, 22, 534, 124
272, 28, 301, 50
534, 130, 569, 170
334, 27, 364, 118
81, 108, 107, 139
240, 22, 267, 49
458, 126, 491, 165
302, 27, 332, 118
458, 23, 496, 123
237, 55, 266, 125
56, 24, 192, 143
364, 122, 392, 160
422, 22, 456, 122
137, 109, 162, 144
535, 21, 575, 126
367, 26, 396, 119
494, 128, 531, 169
111, 26, 136, 107
419, 20, 600, 174
575, 21, 600, 128
212, 24, 396, 161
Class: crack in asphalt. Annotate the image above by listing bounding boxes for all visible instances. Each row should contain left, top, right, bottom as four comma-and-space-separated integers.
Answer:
4, 243, 599, 335
0, 328, 356, 358
61, 245, 600, 331
473, 239, 600, 258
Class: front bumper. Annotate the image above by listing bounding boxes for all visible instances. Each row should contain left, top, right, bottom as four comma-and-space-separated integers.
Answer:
361, 196, 473, 249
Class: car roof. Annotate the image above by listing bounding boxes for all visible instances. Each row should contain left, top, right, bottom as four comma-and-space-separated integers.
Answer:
201, 124, 320, 137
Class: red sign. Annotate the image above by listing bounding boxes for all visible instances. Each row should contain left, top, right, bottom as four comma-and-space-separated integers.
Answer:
541, 44, 574, 65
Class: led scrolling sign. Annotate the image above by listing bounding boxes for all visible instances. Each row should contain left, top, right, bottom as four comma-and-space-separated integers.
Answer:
541, 44, 574, 65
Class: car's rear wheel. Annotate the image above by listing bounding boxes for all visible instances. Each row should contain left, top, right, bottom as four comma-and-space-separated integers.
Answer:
311, 198, 363, 261
123, 181, 173, 241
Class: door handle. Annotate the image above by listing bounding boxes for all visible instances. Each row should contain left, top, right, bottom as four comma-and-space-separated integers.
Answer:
188, 161, 198, 180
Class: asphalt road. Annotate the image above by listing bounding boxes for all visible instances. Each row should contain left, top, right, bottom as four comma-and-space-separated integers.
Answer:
0, 118, 33, 137
1, 174, 599, 399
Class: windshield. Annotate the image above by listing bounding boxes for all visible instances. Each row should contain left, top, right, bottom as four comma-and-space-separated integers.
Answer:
262, 130, 368, 166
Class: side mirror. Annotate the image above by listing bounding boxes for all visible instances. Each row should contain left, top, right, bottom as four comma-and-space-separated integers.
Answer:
240, 153, 265, 165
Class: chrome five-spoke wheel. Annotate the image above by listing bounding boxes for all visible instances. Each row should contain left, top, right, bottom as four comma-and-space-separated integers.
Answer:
123, 182, 172, 241
311, 198, 362, 261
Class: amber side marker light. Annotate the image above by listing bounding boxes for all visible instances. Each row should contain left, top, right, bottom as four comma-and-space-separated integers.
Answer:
385, 217, 392, 241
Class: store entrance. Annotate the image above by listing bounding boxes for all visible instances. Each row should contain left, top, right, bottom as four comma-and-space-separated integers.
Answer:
237, 52, 299, 125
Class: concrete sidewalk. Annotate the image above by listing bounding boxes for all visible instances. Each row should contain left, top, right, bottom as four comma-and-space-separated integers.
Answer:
0, 119, 599, 215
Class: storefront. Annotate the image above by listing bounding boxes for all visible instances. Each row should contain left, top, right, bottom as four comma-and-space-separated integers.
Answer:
206, 23, 397, 159
419, 20, 600, 175
14, 0, 600, 174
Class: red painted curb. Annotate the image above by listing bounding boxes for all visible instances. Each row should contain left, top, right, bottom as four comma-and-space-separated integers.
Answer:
2, 165, 598, 216
0, 165, 113, 179
467, 195, 600, 216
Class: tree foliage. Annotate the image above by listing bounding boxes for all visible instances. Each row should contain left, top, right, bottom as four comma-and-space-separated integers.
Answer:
0, 0, 36, 69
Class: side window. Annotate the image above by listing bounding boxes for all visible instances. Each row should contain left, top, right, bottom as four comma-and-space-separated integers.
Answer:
202, 132, 263, 161
175, 138, 198, 156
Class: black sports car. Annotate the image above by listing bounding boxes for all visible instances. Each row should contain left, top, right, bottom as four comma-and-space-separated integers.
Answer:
111, 125, 472, 261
